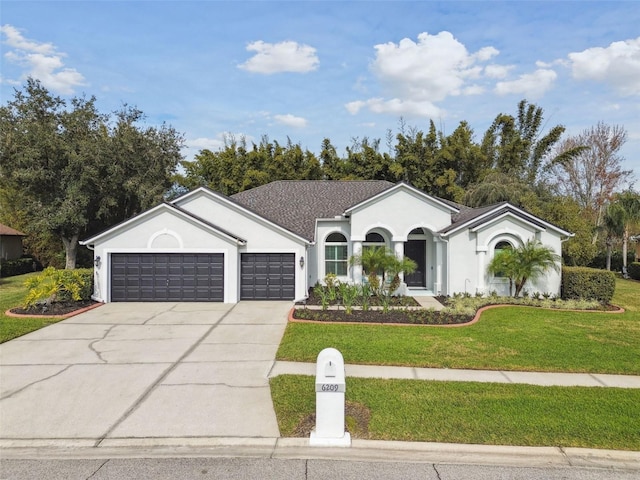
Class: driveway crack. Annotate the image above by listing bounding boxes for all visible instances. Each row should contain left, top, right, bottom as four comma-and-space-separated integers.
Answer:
94, 304, 238, 447
0, 365, 72, 400
432, 463, 443, 480
86, 459, 110, 479
88, 325, 117, 364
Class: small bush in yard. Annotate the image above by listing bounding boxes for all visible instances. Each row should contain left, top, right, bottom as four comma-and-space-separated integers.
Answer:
23, 267, 93, 308
628, 262, 640, 281
561, 266, 615, 304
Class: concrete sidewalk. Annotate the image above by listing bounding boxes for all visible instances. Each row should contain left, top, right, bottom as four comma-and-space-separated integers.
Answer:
270, 361, 640, 388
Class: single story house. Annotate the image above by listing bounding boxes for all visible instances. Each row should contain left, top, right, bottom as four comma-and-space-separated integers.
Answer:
0, 223, 25, 261
81, 181, 572, 303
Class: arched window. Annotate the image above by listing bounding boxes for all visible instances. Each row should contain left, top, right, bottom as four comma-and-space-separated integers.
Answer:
365, 232, 385, 243
493, 241, 513, 277
325, 232, 348, 276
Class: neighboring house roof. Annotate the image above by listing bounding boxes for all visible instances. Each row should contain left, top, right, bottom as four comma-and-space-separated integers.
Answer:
231, 180, 395, 241
0, 224, 25, 236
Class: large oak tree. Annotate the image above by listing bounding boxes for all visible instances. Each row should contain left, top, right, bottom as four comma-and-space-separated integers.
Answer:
0, 79, 184, 268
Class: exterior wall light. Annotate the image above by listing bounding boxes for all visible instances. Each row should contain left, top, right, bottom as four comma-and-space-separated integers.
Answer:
299, 256, 305, 269
94, 256, 101, 268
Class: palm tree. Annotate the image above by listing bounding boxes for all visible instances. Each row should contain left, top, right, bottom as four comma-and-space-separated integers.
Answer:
387, 255, 418, 294
614, 191, 640, 274
487, 239, 560, 297
349, 246, 388, 294
349, 247, 417, 296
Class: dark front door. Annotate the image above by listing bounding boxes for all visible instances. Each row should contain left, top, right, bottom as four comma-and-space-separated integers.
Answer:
110, 253, 224, 301
404, 240, 426, 287
240, 253, 295, 300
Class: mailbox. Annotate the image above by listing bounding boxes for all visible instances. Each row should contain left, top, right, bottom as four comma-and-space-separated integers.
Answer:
310, 347, 351, 447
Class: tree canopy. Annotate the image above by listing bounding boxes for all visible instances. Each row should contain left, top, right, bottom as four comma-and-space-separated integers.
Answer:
0, 78, 184, 268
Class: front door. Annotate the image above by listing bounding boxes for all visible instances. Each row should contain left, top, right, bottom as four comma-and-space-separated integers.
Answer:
404, 240, 426, 287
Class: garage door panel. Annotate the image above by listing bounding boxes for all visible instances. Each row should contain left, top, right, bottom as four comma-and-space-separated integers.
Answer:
111, 253, 224, 302
241, 253, 295, 300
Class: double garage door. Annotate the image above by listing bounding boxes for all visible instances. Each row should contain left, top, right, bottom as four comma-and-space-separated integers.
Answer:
111, 253, 224, 302
110, 252, 295, 302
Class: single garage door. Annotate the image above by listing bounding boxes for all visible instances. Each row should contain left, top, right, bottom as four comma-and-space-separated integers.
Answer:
111, 253, 224, 302
241, 253, 295, 300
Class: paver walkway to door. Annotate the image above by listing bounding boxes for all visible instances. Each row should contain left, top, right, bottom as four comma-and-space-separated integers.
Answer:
0, 301, 291, 448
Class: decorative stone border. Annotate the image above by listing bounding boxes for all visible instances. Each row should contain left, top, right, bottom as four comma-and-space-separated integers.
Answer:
5, 302, 104, 320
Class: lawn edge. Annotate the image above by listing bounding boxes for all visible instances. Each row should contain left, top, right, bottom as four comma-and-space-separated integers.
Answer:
4, 302, 104, 320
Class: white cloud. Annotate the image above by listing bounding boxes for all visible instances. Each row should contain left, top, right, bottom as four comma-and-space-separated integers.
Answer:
274, 113, 307, 128
568, 37, 640, 96
0, 24, 86, 94
238, 40, 319, 74
347, 31, 505, 117
484, 64, 513, 79
346, 97, 443, 118
494, 69, 557, 98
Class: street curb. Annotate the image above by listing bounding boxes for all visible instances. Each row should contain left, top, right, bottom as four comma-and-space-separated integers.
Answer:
1, 438, 638, 470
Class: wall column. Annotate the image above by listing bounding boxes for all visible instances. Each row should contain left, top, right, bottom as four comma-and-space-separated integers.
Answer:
394, 241, 405, 282
352, 241, 362, 284
434, 239, 443, 295
476, 246, 487, 294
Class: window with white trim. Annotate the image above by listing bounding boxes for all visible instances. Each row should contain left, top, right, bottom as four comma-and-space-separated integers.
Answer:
493, 240, 513, 277
325, 232, 348, 276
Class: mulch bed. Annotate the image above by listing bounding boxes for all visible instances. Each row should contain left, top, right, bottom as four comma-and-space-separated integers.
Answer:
10, 300, 100, 316
292, 307, 472, 325
297, 290, 421, 307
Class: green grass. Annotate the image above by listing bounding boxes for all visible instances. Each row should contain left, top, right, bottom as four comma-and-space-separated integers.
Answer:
276, 278, 640, 374
0, 273, 62, 343
271, 375, 640, 450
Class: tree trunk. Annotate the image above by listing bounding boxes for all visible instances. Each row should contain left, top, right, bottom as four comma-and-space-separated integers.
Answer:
61, 234, 79, 270
606, 240, 612, 271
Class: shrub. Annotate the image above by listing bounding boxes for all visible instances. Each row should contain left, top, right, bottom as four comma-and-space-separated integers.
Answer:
23, 267, 94, 308
561, 266, 615, 303
0, 256, 41, 277
628, 262, 640, 281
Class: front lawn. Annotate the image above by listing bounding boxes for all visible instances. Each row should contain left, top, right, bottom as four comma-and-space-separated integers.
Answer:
0, 273, 63, 343
276, 278, 640, 374
271, 375, 640, 450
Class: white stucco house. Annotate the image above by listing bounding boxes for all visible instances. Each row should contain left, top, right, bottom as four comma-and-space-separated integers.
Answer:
81, 181, 572, 303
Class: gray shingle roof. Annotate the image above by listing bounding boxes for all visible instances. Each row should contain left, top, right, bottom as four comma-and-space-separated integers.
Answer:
231, 180, 395, 241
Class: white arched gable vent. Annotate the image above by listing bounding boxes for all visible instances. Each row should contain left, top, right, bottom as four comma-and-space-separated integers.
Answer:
148, 229, 184, 249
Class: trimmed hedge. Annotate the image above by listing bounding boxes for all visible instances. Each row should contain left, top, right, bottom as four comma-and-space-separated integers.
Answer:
629, 262, 640, 281
0, 257, 40, 277
561, 266, 615, 303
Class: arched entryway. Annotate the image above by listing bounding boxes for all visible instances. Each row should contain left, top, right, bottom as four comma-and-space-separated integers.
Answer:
404, 227, 429, 288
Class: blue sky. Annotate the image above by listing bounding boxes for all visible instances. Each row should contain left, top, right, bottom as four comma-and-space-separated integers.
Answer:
2, 1, 639, 184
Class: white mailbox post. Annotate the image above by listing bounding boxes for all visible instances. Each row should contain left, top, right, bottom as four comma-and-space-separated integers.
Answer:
310, 347, 351, 447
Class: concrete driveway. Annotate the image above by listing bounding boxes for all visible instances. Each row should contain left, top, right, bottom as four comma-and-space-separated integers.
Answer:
0, 301, 291, 448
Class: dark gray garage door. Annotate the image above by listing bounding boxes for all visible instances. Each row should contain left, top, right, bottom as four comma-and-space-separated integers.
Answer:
111, 253, 224, 301
240, 253, 295, 300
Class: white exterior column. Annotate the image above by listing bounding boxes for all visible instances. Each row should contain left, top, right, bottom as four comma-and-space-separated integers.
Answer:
394, 241, 405, 282
435, 239, 443, 294
477, 246, 487, 294
352, 241, 362, 284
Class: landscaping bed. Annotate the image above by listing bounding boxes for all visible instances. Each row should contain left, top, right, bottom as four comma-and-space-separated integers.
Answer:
9, 299, 99, 317
292, 307, 471, 325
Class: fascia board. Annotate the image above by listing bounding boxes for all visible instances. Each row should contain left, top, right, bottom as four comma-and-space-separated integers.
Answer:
469, 211, 546, 233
